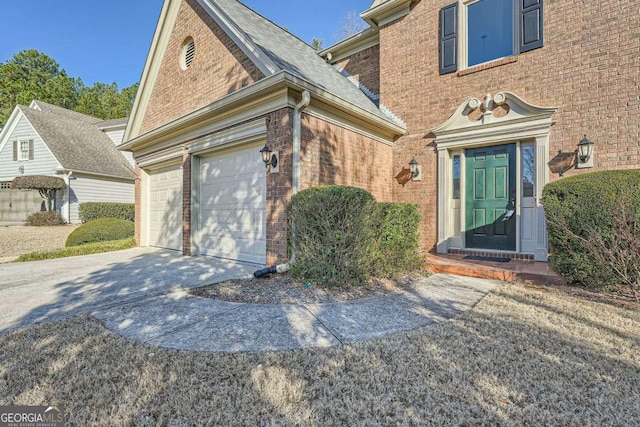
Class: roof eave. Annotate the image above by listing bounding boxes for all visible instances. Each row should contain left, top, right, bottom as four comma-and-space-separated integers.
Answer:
360, 0, 412, 28
319, 28, 380, 64
120, 72, 405, 152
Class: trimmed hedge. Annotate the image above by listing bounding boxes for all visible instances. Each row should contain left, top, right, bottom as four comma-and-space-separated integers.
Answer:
287, 186, 423, 287
370, 202, 423, 277
79, 202, 135, 222
66, 218, 134, 247
26, 211, 64, 226
542, 170, 640, 291
288, 186, 376, 286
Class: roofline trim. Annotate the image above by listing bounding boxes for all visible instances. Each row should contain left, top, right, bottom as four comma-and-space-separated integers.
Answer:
120, 71, 406, 152
124, 0, 177, 143
360, 0, 412, 28
196, 0, 280, 76
320, 28, 380, 64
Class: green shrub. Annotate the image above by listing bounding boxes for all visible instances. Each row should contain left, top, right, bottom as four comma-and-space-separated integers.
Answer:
288, 186, 376, 287
542, 170, 640, 296
287, 186, 424, 287
370, 202, 423, 277
66, 218, 134, 247
79, 202, 135, 223
26, 211, 64, 226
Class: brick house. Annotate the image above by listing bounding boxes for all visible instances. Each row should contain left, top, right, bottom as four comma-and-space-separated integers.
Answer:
121, 0, 639, 265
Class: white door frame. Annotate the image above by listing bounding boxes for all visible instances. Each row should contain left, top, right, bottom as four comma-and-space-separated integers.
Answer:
433, 92, 556, 261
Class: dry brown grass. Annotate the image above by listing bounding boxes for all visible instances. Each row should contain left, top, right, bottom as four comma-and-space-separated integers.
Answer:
0, 225, 79, 263
1, 284, 638, 426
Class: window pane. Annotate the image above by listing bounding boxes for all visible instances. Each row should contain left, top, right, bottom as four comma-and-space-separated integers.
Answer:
522, 145, 535, 198
20, 141, 29, 160
452, 155, 461, 199
467, 0, 514, 66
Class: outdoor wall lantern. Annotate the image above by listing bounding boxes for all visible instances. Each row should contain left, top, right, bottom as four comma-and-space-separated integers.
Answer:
576, 135, 594, 169
18, 165, 24, 175
260, 144, 279, 173
409, 158, 422, 181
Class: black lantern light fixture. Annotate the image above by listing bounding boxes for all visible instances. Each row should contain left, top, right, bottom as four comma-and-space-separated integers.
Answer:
409, 158, 422, 181
576, 135, 594, 168
260, 144, 279, 172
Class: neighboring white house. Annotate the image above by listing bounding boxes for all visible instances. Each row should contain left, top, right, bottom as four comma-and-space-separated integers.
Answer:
0, 100, 135, 223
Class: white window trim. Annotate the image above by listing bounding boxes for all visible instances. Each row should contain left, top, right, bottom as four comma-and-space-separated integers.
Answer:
18, 140, 30, 161
458, 0, 519, 70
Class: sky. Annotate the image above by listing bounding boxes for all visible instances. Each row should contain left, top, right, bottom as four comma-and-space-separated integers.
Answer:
0, 0, 372, 89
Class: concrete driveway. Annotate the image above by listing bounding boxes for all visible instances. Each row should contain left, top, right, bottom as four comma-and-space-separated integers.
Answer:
0, 248, 500, 352
0, 247, 255, 333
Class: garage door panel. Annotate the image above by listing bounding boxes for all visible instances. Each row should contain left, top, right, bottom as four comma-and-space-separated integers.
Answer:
148, 165, 182, 251
198, 147, 266, 264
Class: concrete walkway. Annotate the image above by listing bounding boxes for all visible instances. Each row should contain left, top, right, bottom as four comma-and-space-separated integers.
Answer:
0, 248, 500, 352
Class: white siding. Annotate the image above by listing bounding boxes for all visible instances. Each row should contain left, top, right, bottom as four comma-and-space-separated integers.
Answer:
67, 174, 134, 223
104, 128, 125, 145
0, 113, 61, 181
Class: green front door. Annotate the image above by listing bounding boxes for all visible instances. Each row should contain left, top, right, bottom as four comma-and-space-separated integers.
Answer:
465, 144, 516, 251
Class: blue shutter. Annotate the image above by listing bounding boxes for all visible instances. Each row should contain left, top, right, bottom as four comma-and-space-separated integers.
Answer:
520, 0, 543, 53
439, 3, 458, 74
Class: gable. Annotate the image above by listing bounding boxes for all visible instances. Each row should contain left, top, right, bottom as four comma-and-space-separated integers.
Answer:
139, 0, 265, 135
0, 110, 61, 181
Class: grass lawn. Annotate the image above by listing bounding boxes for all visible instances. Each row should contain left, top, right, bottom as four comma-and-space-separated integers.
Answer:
16, 237, 136, 262
0, 284, 638, 426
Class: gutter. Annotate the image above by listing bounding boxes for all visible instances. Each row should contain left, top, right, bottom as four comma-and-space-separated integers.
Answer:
253, 90, 311, 278
120, 71, 405, 153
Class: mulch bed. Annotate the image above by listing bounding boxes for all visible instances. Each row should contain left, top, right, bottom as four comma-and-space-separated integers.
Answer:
190, 272, 430, 305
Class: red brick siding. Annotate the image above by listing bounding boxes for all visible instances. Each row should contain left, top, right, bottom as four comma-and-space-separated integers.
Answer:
379, 0, 640, 252
266, 108, 293, 265
263, 110, 394, 264
300, 114, 393, 202
336, 44, 381, 94
140, 0, 264, 134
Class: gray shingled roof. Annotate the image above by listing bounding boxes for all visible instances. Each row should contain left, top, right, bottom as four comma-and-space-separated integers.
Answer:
213, 0, 396, 123
20, 105, 134, 180
32, 101, 103, 125
96, 117, 129, 129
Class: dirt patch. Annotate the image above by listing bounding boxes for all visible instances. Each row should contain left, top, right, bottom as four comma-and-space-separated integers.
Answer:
0, 224, 80, 263
190, 271, 429, 304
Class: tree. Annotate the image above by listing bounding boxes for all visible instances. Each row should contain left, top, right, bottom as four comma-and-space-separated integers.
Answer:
312, 38, 324, 51
332, 11, 368, 42
75, 82, 138, 120
11, 175, 66, 211
0, 50, 79, 127
0, 50, 139, 126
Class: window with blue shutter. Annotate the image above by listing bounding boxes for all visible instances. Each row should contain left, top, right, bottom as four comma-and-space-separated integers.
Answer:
520, 0, 543, 53
440, 0, 543, 73
439, 3, 458, 75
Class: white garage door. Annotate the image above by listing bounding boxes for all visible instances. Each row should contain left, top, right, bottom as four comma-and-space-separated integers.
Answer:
148, 164, 182, 251
198, 146, 266, 264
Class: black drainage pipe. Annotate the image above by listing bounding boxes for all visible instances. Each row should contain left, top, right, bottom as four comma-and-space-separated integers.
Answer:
253, 266, 277, 279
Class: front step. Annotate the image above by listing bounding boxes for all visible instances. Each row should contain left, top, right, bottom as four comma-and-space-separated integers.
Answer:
447, 248, 534, 261
425, 253, 566, 285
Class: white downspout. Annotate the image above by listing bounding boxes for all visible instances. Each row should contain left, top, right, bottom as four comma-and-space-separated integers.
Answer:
274, 90, 311, 273
66, 171, 73, 223
254, 90, 311, 277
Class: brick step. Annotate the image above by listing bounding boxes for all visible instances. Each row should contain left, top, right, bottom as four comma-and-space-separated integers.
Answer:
425, 253, 566, 286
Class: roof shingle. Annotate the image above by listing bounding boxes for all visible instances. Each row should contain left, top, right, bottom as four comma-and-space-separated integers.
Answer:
20, 105, 134, 180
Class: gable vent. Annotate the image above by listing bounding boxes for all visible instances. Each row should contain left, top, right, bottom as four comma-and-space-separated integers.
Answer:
181, 37, 195, 70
